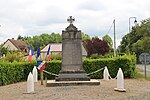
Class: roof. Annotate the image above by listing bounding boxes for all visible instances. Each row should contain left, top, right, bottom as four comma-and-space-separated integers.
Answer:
8, 39, 28, 49
41, 43, 62, 52
41, 43, 87, 56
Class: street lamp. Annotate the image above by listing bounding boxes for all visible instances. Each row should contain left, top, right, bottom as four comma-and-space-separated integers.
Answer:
129, 17, 137, 32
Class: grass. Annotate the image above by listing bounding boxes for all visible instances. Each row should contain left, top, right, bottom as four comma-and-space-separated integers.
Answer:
135, 68, 150, 81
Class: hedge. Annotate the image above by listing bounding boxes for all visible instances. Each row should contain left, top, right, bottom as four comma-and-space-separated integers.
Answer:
0, 61, 35, 86
0, 55, 136, 86
83, 55, 136, 79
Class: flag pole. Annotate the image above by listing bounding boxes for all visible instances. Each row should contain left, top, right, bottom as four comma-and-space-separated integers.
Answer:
40, 70, 44, 85
36, 44, 44, 85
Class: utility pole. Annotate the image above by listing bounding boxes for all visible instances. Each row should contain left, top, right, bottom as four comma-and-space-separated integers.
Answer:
113, 19, 116, 57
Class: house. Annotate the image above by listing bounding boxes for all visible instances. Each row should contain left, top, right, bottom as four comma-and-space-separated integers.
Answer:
2, 38, 29, 54
41, 43, 87, 59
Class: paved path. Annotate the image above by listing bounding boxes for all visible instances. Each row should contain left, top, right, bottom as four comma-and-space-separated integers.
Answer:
136, 64, 150, 74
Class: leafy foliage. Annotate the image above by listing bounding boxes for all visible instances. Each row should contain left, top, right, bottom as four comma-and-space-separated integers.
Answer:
81, 32, 90, 41
4, 51, 24, 62
0, 45, 9, 57
0, 55, 136, 86
83, 37, 110, 57
17, 32, 90, 51
102, 34, 113, 49
90, 53, 100, 59
119, 17, 150, 62
0, 62, 35, 85
17, 33, 62, 50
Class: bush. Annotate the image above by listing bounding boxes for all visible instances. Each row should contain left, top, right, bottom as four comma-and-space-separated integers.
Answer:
104, 52, 114, 58
44, 60, 61, 79
0, 55, 136, 86
50, 53, 62, 60
90, 53, 99, 59
4, 51, 24, 62
0, 61, 35, 86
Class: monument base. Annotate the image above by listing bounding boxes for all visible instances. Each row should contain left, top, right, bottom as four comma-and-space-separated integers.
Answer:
55, 71, 90, 81
46, 79, 100, 87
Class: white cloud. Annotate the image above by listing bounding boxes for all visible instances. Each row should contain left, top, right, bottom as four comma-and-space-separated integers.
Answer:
0, 0, 150, 47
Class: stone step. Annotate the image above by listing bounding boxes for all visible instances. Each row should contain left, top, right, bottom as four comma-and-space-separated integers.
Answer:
46, 79, 100, 87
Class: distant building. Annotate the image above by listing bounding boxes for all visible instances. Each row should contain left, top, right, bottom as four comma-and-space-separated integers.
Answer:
2, 38, 29, 54
41, 43, 87, 59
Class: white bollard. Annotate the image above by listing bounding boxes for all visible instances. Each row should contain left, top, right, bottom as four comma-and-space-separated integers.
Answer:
103, 66, 110, 80
32, 66, 38, 82
27, 72, 34, 93
114, 68, 126, 92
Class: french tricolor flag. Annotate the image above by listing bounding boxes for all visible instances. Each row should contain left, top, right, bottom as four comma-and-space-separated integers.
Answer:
37, 61, 46, 71
28, 46, 34, 62
47, 45, 51, 61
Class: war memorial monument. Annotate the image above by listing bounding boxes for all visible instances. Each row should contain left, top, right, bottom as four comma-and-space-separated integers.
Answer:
46, 16, 100, 86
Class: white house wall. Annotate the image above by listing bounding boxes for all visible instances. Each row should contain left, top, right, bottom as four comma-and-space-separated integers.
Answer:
3, 40, 18, 51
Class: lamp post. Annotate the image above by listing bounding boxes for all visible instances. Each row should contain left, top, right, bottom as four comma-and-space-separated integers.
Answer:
129, 17, 137, 32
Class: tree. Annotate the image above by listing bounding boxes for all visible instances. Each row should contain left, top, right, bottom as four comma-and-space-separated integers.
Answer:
17, 33, 62, 51
83, 37, 110, 57
119, 17, 150, 63
81, 32, 90, 41
0, 45, 9, 57
102, 34, 113, 49
132, 37, 150, 54
120, 17, 150, 54
17, 35, 24, 40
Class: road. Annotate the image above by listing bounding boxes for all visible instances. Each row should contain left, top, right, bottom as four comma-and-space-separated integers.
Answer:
136, 64, 150, 74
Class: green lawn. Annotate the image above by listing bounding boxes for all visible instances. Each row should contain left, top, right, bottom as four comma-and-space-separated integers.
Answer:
135, 68, 150, 81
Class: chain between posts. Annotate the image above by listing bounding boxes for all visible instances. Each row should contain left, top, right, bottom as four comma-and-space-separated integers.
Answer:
42, 67, 118, 80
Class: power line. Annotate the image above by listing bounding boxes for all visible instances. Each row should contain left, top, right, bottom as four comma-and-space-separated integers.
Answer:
106, 21, 114, 34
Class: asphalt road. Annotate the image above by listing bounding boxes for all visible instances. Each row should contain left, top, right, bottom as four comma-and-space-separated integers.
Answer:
136, 64, 150, 74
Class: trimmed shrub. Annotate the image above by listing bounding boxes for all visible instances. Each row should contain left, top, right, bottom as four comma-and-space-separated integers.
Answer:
0, 62, 35, 86
44, 60, 61, 79
83, 55, 136, 79
0, 55, 136, 86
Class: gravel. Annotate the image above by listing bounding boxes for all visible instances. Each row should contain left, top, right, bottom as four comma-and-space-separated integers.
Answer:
0, 79, 150, 100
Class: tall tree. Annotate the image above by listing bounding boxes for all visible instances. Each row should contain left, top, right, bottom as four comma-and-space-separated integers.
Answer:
119, 17, 150, 59
81, 32, 90, 41
17, 33, 62, 50
17, 35, 24, 40
102, 34, 113, 49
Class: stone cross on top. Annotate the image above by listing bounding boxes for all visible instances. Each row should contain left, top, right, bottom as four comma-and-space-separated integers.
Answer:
67, 16, 75, 24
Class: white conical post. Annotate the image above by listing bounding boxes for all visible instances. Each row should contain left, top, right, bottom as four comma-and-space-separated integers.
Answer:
115, 68, 126, 92
32, 66, 38, 82
27, 72, 34, 93
117, 68, 124, 89
103, 66, 110, 80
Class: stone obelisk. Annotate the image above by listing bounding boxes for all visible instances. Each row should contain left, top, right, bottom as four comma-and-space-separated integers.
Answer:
56, 16, 90, 81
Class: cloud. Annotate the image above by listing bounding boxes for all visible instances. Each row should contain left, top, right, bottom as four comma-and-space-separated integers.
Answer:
0, 0, 150, 48
77, 0, 106, 11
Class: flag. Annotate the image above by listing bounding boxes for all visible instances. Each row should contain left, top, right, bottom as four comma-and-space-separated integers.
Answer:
47, 45, 51, 61
36, 44, 40, 60
37, 61, 46, 71
28, 46, 34, 62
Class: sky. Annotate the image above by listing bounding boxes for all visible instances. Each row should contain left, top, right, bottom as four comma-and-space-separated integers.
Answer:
0, 0, 150, 47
